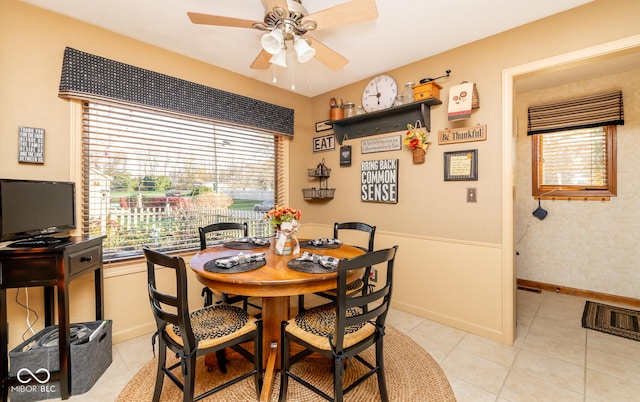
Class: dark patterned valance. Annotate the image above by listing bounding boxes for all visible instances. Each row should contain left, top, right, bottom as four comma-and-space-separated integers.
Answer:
58, 47, 294, 136
527, 90, 623, 135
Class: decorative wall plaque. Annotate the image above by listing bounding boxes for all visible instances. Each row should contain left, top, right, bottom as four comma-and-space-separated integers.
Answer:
361, 135, 402, 154
18, 126, 45, 164
438, 124, 487, 145
312, 134, 336, 153
361, 159, 398, 203
444, 149, 478, 181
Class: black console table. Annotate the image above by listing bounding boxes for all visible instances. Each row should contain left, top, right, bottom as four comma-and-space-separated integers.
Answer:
0, 235, 105, 401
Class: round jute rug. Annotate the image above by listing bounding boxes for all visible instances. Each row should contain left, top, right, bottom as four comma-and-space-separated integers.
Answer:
116, 326, 456, 401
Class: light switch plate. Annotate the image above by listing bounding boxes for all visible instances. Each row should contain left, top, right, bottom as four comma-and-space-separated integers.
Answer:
467, 187, 477, 203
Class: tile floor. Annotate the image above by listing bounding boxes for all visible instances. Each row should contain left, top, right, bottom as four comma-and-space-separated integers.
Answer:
54, 289, 640, 401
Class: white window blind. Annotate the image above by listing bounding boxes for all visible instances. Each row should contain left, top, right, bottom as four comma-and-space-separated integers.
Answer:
538, 127, 608, 188
82, 100, 283, 261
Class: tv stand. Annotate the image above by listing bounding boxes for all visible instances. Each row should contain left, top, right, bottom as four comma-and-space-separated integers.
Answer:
8, 236, 72, 248
0, 235, 105, 401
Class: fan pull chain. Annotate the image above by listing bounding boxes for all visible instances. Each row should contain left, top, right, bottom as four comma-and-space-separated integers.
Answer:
290, 60, 295, 91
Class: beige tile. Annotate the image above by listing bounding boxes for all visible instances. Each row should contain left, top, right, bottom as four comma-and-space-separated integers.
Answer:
114, 332, 155, 372
512, 349, 584, 394
456, 333, 519, 367
587, 348, 640, 384
447, 376, 497, 402
537, 295, 586, 322
585, 368, 640, 401
528, 314, 586, 346
500, 368, 583, 402
587, 329, 640, 362
409, 319, 467, 348
522, 331, 586, 366
441, 347, 510, 394
511, 349, 584, 395
408, 332, 456, 363
386, 307, 425, 333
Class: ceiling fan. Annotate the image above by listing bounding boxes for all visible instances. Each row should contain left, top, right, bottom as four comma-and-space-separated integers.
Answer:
187, 0, 378, 71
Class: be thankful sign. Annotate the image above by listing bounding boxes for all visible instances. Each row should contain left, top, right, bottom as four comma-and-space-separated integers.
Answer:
438, 124, 487, 145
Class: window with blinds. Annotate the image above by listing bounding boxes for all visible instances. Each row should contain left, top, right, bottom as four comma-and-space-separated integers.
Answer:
532, 126, 616, 199
82, 100, 285, 261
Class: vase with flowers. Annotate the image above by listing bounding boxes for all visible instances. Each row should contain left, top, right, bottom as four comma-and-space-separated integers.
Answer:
265, 206, 301, 255
404, 121, 431, 164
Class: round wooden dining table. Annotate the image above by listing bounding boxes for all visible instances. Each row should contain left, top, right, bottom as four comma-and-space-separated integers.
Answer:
188, 238, 365, 368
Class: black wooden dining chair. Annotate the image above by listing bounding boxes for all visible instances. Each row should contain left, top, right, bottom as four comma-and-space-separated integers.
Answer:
279, 246, 398, 402
198, 222, 261, 313
298, 222, 376, 313
143, 246, 262, 402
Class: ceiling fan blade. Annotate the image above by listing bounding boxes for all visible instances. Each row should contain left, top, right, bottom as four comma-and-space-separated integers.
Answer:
305, 35, 348, 71
187, 12, 259, 29
262, 0, 289, 12
303, 0, 378, 32
250, 49, 272, 70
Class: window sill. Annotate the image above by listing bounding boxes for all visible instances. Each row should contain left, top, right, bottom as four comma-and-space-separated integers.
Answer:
535, 195, 611, 201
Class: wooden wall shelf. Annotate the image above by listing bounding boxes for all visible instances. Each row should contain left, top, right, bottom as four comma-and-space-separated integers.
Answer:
332, 98, 442, 144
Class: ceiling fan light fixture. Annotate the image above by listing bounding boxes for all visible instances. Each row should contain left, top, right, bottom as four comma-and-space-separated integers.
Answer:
269, 48, 287, 68
294, 36, 315, 63
261, 29, 284, 55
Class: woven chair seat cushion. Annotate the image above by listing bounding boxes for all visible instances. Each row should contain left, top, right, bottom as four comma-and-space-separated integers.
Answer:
318, 278, 363, 298
166, 304, 258, 349
286, 303, 375, 351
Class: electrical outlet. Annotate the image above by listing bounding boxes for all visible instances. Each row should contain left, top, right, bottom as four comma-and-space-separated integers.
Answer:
467, 187, 477, 203
369, 268, 378, 283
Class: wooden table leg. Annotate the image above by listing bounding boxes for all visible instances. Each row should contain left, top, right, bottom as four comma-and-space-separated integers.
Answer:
261, 296, 289, 369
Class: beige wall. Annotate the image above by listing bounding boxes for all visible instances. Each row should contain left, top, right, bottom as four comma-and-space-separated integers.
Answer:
515, 68, 640, 298
2, 0, 640, 349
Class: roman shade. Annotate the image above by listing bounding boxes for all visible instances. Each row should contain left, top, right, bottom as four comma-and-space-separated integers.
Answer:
527, 90, 623, 135
58, 47, 294, 137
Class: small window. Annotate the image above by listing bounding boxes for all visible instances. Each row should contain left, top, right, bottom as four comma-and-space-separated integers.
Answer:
531, 126, 616, 200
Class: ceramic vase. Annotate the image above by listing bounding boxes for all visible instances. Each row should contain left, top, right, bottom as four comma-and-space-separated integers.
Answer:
274, 230, 293, 256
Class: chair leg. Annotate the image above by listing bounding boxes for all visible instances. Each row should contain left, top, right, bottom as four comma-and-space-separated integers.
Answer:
333, 356, 345, 402
278, 325, 290, 402
182, 355, 197, 402
152, 340, 167, 402
216, 349, 228, 373
254, 321, 263, 399
201, 287, 213, 307
376, 338, 389, 402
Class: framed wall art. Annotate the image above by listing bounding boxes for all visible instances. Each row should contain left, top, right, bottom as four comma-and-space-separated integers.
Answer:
444, 149, 477, 181
18, 126, 45, 164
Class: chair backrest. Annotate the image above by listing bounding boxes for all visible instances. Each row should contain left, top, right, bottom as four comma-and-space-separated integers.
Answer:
333, 245, 398, 353
143, 246, 196, 353
198, 222, 249, 250
333, 222, 376, 252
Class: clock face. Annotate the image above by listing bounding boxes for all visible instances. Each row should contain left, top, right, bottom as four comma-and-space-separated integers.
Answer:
361, 74, 398, 112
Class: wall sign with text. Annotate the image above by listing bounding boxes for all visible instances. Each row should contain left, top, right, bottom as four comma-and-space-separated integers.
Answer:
438, 124, 487, 145
361, 159, 398, 203
312, 134, 336, 153
18, 126, 45, 164
444, 149, 478, 181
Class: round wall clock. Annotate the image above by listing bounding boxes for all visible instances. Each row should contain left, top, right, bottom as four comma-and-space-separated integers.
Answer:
361, 74, 398, 112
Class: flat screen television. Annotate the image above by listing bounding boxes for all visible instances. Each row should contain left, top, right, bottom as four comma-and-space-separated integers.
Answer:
0, 179, 76, 243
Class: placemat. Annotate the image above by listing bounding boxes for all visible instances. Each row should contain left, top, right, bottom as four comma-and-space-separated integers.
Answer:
299, 240, 341, 250
287, 259, 336, 274
204, 258, 266, 273
223, 241, 269, 250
